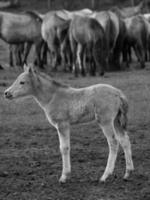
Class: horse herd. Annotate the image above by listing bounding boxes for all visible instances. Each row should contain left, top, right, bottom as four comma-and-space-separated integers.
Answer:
1, 1, 150, 76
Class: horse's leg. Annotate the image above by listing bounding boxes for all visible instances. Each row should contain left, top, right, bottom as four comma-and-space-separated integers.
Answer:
34, 41, 44, 69
69, 33, 78, 76
60, 39, 67, 71
93, 40, 105, 76
18, 44, 24, 66
89, 45, 96, 76
86, 44, 96, 76
23, 42, 32, 65
9, 44, 14, 67
42, 42, 48, 66
133, 43, 145, 69
137, 43, 145, 69
15, 44, 22, 66
77, 44, 86, 76
81, 46, 86, 76
114, 122, 134, 180
66, 39, 73, 72
66, 47, 72, 72
99, 123, 119, 182
57, 122, 71, 183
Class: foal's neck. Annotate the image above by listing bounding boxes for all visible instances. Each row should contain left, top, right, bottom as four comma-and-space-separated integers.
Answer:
33, 74, 57, 108
33, 73, 68, 108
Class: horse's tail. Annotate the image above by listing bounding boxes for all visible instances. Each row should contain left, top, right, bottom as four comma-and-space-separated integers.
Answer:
115, 93, 128, 131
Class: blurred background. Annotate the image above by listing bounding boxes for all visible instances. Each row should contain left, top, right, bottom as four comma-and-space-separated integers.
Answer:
0, 0, 149, 12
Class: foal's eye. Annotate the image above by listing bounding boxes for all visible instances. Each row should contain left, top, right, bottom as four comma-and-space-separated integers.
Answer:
20, 81, 25, 85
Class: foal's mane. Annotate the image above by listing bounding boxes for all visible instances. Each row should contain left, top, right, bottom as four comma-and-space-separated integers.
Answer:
38, 71, 69, 88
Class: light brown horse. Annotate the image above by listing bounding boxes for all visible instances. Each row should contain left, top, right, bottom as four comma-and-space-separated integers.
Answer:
41, 9, 92, 71
41, 11, 71, 70
4, 64, 134, 183
0, 11, 43, 67
69, 15, 107, 76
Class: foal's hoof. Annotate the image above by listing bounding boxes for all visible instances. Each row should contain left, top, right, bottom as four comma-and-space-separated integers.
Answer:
59, 177, 67, 184
59, 173, 71, 184
99, 176, 107, 183
123, 169, 134, 181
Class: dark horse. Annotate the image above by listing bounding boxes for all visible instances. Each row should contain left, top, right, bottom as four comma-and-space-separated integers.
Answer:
109, 1, 145, 70
0, 11, 44, 68
69, 15, 107, 76
123, 15, 149, 68
92, 10, 124, 71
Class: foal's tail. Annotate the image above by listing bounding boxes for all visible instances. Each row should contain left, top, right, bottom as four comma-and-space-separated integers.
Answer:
116, 93, 128, 131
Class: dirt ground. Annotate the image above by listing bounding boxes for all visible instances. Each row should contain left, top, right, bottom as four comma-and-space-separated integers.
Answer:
0, 37, 150, 200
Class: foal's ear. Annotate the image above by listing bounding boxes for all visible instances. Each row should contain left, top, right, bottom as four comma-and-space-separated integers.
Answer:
28, 63, 38, 74
23, 63, 37, 74
23, 63, 29, 72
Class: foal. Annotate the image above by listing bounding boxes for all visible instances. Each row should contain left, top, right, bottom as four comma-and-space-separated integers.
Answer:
4, 64, 134, 183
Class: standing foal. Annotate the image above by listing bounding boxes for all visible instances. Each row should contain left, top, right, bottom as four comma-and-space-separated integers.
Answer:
4, 64, 134, 183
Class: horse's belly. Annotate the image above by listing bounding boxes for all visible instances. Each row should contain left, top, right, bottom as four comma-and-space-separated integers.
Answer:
1, 28, 27, 43
1, 23, 40, 43
1, 33, 27, 43
69, 103, 95, 124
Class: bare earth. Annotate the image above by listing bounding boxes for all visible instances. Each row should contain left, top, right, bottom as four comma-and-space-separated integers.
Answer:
0, 39, 150, 200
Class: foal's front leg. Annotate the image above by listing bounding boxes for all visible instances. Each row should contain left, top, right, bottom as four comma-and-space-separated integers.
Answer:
57, 122, 71, 183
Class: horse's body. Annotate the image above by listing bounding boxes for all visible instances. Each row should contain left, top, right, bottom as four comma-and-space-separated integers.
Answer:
92, 11, 121, 70
109, 1, 144, 70
41, 11, 71, 70
69, 15, 107, 76
0, 11, 43, 67
60, 8, 93, 20
0, 12, 41, 43
41, 9, 92, 70
123, 15, 149, 68
4, 64, 134, 183
143, 13, 150, 61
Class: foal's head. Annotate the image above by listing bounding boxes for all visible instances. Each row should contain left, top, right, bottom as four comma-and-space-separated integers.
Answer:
4, 64, 38, 100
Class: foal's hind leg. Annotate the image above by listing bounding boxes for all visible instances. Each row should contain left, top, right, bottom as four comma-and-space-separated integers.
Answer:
99, 123, 119, 182
114, 124, 134, 180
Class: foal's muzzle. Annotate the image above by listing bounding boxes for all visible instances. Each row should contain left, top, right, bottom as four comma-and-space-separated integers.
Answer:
4, 91, 13, 99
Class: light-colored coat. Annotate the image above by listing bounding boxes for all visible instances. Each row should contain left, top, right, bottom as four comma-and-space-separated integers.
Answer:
4, 64, 134, 183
